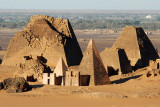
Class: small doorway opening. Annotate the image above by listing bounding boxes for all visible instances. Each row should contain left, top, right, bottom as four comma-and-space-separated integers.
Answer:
80, 75, 90, 86
48, 79, 50, 84
55, 77, 62, 85
157, 63, 159, 69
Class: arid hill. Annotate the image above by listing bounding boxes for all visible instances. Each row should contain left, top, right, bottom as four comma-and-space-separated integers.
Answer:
2, 15, 83, 67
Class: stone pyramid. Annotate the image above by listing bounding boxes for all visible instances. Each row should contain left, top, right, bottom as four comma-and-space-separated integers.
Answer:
101, 48, 132, 76
112, 26, 159, 68
54, 57, 68, 77
2, 15, 83, 67
78, 39, 110, 86
101, 26, 159, 72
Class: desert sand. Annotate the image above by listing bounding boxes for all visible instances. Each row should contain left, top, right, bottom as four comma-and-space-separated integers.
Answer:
0, 66, 160, 107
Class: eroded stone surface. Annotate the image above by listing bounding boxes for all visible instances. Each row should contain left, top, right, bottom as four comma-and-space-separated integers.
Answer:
2, 15, 83, 67
2, 77, 30, 93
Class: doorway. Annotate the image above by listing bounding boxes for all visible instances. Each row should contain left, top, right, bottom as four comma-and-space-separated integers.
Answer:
48, 79, 50, 84
157, 63, 159, 69
80, 75, 90, 86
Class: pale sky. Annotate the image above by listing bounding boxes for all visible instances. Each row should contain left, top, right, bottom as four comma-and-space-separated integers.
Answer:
0, 0, 160, 10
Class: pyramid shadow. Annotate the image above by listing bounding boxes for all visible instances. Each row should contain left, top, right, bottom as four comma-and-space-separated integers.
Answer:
30, 84, 44, 89
111, 75, 142, 84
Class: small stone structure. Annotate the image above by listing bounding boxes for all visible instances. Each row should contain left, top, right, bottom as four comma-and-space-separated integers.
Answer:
149, 59, 160, 70
65, 70, 80, 86
143, 59, 160, 78
42, 57, 67, 85
54, 57, 67, 86
43, 73, 56, 85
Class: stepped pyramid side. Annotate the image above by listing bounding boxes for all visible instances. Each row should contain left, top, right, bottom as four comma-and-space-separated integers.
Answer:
2, 15, 83, 67
54, 57, 68, 77
78, 39, 110, 86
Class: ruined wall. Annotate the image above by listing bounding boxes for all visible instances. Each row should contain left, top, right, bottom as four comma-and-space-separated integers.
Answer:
100, 48, 132, 76
100, 48, 120, 72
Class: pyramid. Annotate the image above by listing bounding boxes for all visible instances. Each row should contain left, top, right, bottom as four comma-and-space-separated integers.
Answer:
78, 39, 110, 86
101, 48, 132, 76
54, 57, 68, 77
112, 26, 159, 68
101, 26, 159, 72
2, 15, 83, 67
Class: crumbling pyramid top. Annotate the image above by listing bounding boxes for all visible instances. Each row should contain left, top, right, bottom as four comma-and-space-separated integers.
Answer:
78, 39, 110, 85
54, 57, 68, 77
25, 15, 71, 38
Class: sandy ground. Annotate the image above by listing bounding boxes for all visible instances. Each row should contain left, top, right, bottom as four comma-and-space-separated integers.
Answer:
0, 66, 160, 107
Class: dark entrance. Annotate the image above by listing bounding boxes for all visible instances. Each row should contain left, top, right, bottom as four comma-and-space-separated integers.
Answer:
27, 75, 37, 82
48, 79, 50, 84
80, 75, 90, 86
55, 77, 62, 85
157, 63, 159, 69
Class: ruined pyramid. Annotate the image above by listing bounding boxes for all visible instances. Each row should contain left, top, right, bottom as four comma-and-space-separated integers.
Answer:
78, 39, 110, 86
54, 57, 67, 77
101, 26, 159, 72
101, 48, 132, 76
2, 15, 83, 67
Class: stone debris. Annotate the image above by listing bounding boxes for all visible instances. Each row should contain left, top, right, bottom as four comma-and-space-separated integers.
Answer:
15, 58, 50, 82
144, 69, 160, 78
0, 77, 30, 93
143, 59, 160, 78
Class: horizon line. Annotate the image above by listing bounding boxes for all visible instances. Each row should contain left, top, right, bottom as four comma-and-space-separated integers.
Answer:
0, 9, 160, 11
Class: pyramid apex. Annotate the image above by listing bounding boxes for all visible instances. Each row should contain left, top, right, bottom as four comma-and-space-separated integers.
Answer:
89, 38, 94, 43
87, 39, 96, 49
59, 57, 63, 60
54, 57, 68, 77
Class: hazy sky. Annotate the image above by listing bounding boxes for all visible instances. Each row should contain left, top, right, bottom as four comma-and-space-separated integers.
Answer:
0, 0, 160, 10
